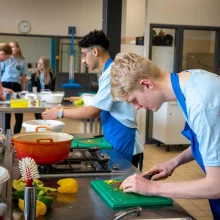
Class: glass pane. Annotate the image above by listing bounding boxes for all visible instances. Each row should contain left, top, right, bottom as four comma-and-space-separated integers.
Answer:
149, 28, 176, 142
182, 30, 215, 73
152, 28, 175, 72
59, 38, 86, 73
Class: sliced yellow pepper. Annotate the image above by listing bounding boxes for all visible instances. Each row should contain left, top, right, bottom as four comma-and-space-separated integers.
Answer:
57, 178, 78, 193
104, 180, 114, 184
75, 99, 84, 107
18, 199, 47, 217
12, 179, 26, 191
56, 193, 77, 203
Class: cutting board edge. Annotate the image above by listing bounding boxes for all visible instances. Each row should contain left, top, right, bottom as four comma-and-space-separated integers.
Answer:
91, 180, 115, 208
91, 180, 173, 209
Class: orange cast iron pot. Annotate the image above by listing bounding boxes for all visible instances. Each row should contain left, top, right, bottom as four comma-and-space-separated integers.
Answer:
12, 127, 74, 165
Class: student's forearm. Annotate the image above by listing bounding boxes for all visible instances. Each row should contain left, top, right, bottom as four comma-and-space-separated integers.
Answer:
21, 75, 26, 90
153, 177, 219, 199
63, 106, 101, 119
0, 83, 3, 98
171, 147, 194, 168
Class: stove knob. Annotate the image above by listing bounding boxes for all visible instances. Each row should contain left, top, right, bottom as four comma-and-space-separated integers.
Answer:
113, 164, 120, 170
101, 153, 108, 157
90, 146, 100, 152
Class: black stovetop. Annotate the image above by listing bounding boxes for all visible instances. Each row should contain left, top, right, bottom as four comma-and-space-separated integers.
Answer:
38, 147, 115, 175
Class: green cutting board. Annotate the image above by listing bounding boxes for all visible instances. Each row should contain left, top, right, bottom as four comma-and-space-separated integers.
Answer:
91, 180, 173, 209
71, 137, 112, 149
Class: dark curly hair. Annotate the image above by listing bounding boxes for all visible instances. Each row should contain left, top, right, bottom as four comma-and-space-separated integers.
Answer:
78, 30, 110, 50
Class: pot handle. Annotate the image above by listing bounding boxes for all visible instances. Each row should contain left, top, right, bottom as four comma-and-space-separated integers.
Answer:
35, 126, 50, 132
37, 138, 53, 144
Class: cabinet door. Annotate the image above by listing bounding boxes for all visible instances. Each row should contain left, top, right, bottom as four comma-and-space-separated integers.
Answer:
166, 102, 189, 145
152, 103, 168, 144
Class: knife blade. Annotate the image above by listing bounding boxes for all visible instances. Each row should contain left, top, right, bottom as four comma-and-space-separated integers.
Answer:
74, 135, 104, 140
109, 173, 159, 189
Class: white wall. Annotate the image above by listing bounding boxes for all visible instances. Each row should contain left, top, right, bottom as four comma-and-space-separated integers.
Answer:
121, 0, 146, 41
144, 0, 220, 57
0, 35, 50, 64
0, 0, 102, 36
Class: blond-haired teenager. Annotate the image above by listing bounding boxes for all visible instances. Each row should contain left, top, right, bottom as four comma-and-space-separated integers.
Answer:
110, 52, 220, 219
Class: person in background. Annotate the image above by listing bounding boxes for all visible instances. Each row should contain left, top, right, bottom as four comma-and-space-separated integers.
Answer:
110, 52, 220, 219
41, 30, 144, 169
1, 41, 28, 133
0, 43, 13, 100
31, 56, 56, 119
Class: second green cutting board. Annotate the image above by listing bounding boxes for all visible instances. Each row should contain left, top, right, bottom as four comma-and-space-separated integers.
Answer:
91, 180, 173, 209
71, 137, 112, 149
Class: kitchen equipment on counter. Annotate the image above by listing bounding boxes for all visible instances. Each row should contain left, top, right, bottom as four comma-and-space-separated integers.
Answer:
18, 91, 29, 99
81, 93, 95, 106
71, 137, 112, 149
39, 90, 52, 102
19, 157, 39, 220
42, 93, 64, 104
0, 167, 10, 195
12, 128, 73, 164
111, 206, 142, 220
37, 147, 123, 178
22, 120, 65, 132
91, 180, 173, 209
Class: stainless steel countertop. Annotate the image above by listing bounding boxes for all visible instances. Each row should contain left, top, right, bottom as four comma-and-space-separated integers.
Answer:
8, 149, 195, 220
0, 102, 62, 113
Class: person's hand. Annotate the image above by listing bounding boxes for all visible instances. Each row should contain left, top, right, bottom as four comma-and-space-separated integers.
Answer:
2, 87, 14, 94
0, 93, 6, 101
41, 108, 59, 120
120, 173, 155, 196
142, 160, 176, 181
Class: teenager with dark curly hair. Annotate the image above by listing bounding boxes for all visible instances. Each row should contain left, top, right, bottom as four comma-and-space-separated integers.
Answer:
42, 30, 144, 168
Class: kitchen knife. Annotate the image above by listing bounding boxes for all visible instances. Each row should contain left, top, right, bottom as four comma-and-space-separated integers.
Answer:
110, 173, 158, 189
74, 135, 104, 140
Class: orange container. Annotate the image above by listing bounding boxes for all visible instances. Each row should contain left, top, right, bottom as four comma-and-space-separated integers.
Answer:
12, 127, 74, 165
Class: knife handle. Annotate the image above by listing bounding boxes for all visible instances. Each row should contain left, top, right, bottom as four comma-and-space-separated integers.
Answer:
93, 135, 104, 138
143, 172, 159, 180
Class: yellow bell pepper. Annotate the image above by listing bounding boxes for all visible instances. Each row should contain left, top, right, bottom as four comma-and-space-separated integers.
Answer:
56, 193, 77, 203
18, 199, 47, 217
57, 178, 78, 193
75, 99, 84, 107
12, 179, 26, 191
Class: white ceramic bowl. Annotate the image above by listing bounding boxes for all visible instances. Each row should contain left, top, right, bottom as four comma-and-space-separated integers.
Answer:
22, 120, 65, 132
40, 91, 53, 101
43, 94, 64, 104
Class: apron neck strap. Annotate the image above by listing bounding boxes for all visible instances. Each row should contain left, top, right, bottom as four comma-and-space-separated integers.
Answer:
170, 73, 188, 118
103, 58, 113, 72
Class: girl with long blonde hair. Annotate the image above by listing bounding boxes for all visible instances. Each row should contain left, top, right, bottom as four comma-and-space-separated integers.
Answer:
31, 56, 55, 92
31, 56, 56, 119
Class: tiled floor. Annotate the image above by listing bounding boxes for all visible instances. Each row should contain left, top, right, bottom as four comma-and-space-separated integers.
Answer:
10, 113, 213, 219
142, 144, 213, 220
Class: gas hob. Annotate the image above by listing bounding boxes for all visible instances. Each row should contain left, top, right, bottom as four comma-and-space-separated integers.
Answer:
38, 147, 123, 178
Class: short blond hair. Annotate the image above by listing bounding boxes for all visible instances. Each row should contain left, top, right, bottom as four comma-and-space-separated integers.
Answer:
110, 52, 161, 101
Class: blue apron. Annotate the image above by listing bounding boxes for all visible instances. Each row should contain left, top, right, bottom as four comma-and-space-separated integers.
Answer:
100, 58, 136, 162
171, 73, 220, 219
